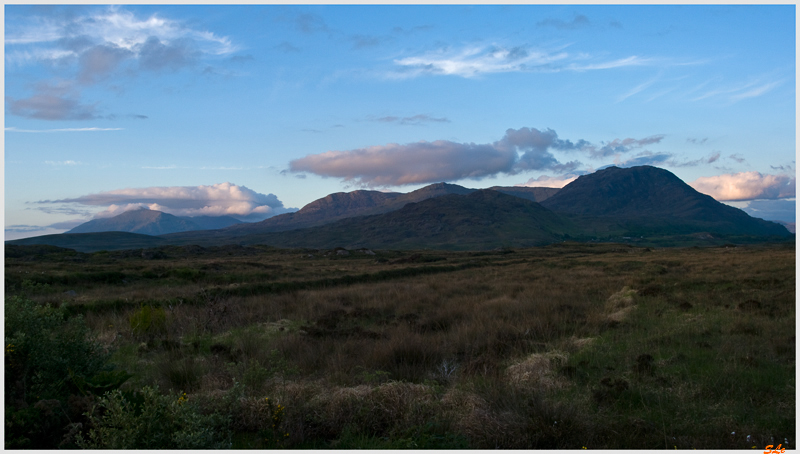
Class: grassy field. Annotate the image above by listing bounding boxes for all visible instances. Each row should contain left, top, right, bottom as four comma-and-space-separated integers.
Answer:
4, 242, 795, 449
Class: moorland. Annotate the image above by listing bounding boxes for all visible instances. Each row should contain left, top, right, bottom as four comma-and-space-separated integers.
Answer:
4, 241, 795, 449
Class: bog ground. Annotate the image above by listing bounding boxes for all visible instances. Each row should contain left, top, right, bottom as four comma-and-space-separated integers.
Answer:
4, 242, 795, 449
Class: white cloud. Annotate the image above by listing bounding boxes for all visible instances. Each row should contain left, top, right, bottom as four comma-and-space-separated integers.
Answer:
36, 182, 291, 221
7, 7, 236, 61
390, 44, 653, 79
689, 171, 796, 201
392, 44, 570, 78
6, 6, 238, 120
44, 160, 79, 165
565, 55, 651, 71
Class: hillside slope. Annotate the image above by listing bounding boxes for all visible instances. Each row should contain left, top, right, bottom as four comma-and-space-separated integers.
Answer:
185, 190, 577, 250
541, 166, 790, 237
67, 210, 243, 235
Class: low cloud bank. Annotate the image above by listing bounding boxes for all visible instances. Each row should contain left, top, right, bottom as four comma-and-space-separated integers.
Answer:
37, 182, 292, 221
289, 127, 664, 187
290, 140, 517, 187
689, 171, 795, 201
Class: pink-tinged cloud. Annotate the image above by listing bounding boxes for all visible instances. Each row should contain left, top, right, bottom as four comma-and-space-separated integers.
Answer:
689, 171, 796, 201
289, 126, 672, 186
289, 140, 518, 186
515, 174, 579, 188
37, 182, 291, 220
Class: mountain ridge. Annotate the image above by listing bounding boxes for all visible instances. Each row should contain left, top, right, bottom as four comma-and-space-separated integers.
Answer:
9, 166, 791, 252
66, 209, 244, 235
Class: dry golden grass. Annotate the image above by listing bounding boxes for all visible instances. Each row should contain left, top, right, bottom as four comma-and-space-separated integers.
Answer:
6, 242, 794, 449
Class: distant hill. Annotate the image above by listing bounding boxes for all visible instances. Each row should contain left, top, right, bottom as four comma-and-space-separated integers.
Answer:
66, 209, 243, 235
188, 215, 245, 230
11, 166, 790, 252
540, 165, 790, 237
184, 189, 577, 250
487, 186, 560, 203
169, 182, 477, 243
773, 221, 796, 234
168, 182, 561, 244
221, 189, 403, 235
7, 231, 168, 252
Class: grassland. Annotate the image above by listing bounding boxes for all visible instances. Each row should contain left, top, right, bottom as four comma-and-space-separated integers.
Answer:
4, 241, 795, 449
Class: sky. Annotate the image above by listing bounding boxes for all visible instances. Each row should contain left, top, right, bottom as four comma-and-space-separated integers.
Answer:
4, 4, 796, 240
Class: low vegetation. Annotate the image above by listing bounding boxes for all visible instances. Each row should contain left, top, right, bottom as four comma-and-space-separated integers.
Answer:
5, 241, 795, 449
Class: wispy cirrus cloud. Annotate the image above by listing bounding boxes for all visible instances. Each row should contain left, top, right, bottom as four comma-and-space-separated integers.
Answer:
389, 43, 652, 79
390, 44, 567, 78
613, 151, 720, 168
6, 126, 123, 133
537, 14, 591, 30
370, 114, 450, 126
690, 78, 784, 103
583, 135, 665, 159
44, 160, 79, 165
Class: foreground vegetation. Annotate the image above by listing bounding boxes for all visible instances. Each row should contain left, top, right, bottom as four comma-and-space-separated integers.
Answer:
5, 242, 795, 449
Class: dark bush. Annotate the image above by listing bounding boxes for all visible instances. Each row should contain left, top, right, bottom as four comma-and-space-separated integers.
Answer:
4, 296, 129, 449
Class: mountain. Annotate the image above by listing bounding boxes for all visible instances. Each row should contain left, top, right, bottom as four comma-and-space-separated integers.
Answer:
174, 182, 479, 242
66, 210, 243, 235
7, 231, 168, 253
167, 190, 577, 250
221, 189, 403, 234
487, 186, 560, 203
540, 165, 790, 237
11, 166, 790, 253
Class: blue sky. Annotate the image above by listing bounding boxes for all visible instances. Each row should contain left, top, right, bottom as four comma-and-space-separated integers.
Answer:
4, 4, 796, 239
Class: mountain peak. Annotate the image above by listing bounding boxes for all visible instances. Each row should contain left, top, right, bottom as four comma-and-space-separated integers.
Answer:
66, 210, 242, 235
541, 165, 789, 236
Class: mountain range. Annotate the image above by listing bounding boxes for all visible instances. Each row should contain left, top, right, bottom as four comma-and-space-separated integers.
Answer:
9, 166, 791, 252
66, 209, 243, 235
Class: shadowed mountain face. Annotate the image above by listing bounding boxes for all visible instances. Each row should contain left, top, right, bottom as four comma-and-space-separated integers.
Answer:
202, 189, 577, 250
8, 231, 169, 252
219, 182, 477, 235
222, 190, 403, 234
165, 182, 562, 244
488, 186, 560, 203
541, 166, 790, 236
66, 210, 243, 235
10, 166, 790, 252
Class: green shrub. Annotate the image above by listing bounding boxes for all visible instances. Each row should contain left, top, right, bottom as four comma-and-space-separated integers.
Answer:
129, 305, 167, 337
4, 295, 128, 449
156, 354, 204, 392
170, 267, 205, 281
5, 296, 109, 402
76, 386, 231, 449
